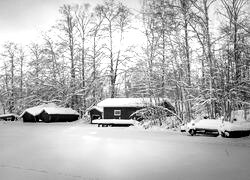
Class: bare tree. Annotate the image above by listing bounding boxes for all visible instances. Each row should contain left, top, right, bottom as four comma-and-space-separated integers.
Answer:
74, 3, 92, 112
141, 0, 161, 97
221, 0, 248, 83
189, 0, 217, 118
43, 33, 58, 83
58, 4, 78, 108
179, 0, 192, 86
1, 42, 18, 113
219, 0, 250, 120
17, 46, 25, 99
96, 0, 131, 98
29, 43, 44, 83
89, 6, 105, 103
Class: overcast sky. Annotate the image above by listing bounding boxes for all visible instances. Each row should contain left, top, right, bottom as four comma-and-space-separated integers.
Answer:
0, 0, 141, 45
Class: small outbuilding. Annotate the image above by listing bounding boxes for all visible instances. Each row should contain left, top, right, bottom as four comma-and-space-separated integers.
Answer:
94, 98, 174, 120
0, 113, 18, 121
20, 103, 79, 123
20, 103, 57, 122
88, 106, 104, 123
39, 107, 79, 123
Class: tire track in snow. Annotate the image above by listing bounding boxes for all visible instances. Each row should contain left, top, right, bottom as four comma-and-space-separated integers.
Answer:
0, 164, 98, 179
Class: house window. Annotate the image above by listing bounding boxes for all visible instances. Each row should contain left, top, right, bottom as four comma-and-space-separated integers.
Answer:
114, 110, 121, 116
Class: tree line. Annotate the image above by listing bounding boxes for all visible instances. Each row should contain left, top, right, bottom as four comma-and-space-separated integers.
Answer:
0, 0, 249, 122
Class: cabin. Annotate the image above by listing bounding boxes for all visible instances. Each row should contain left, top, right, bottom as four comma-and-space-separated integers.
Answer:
88, 106, 103, 123
39, 107, 79, 122
0, 113, 18, 121
21, 111, 39, 122
94, 98, 174, 120
20, 103, 79, 123
20, 103, 57, 122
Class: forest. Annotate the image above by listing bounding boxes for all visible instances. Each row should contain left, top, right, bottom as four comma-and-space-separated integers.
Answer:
0, 0, 249, 123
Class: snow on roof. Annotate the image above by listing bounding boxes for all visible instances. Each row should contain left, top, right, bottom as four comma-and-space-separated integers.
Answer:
87, 106, 104, 113
0, 113, 18, 118
43, 107, 79, 115
20, 103, 57, 117
97, 98, 171, 108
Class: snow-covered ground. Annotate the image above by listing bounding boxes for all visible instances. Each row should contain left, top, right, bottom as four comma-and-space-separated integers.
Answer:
92, 119, 138, 125
1, 122, 250, 180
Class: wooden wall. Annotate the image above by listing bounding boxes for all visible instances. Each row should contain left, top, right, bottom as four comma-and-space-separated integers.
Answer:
103, 107, 140, 120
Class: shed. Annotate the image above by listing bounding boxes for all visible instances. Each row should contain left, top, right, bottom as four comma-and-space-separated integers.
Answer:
39, 107, 79, 123
0, 113, 18, 121
20, 103, 57, 122
88, 106, 104, 123
96, 98, 174, 120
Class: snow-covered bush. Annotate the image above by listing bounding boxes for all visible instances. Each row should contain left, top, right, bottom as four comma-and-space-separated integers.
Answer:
131, 105, 181, 129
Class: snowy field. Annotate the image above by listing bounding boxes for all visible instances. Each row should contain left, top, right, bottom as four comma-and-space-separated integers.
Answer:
0, 122, 250, 180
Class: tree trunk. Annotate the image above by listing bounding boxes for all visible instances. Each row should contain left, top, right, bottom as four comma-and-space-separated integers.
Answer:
10, 55, 14, 113
67, 16, 76, 108
93, 34, 97, 100
161, 29, 166, 97
108, 21, 115, 98
181, 0, 191, 122
82, 36, 86, 113
203, 0, 215, 118
20, 55, 24, 99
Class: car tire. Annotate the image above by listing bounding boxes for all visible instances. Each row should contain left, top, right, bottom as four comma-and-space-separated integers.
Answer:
224, 131, 230, 138
189, 129, 196, 136
220, 131, 226, 138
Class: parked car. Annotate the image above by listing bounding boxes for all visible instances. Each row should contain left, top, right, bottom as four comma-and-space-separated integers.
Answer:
219, 120, 250, 138
219, 110, 250, 137
186, 118, 222, 136
180, 123, 186, 132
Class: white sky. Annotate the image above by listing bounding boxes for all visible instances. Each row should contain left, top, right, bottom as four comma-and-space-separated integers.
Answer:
0, 0, 223, 50
0, 0, 142, 45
